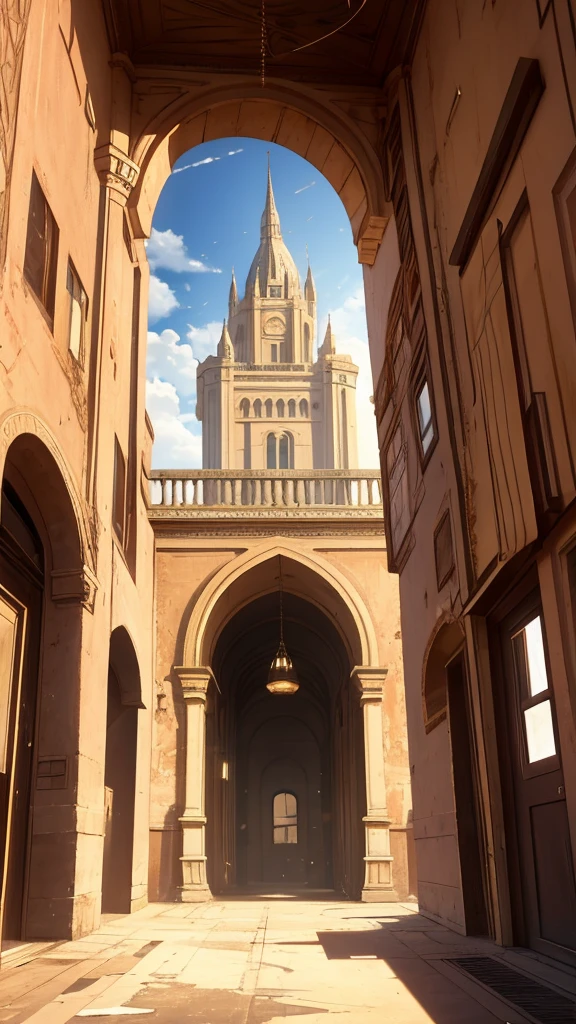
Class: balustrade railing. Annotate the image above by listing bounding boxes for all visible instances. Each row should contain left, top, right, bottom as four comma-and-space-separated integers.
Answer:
148, 469, 383, 510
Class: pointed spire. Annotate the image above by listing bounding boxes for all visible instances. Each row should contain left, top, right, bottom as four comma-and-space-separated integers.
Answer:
229, 267, 238, 314
260, 154, 282, 241
320, 314, 336, 357
217, 318, 234, 361
305, 261, 316, 302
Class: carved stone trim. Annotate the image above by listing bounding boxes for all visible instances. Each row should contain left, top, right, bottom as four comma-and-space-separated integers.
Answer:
351, 666, 388, 703
51, 566, 98, 612
174, 665, 214, 702
94, 143, 140, 205
357, 216, 389, 265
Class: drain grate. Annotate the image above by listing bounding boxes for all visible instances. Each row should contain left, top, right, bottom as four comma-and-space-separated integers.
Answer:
446, 957, 576, 1023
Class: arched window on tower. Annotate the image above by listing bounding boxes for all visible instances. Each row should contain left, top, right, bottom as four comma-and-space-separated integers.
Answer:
299, 398, 309, 418
265, 399, 273, 418
254, 399, 262, 418
266, 433, 294, 469
276, 399, 285, 418
303, 323, 310, 363
240, 398, 250, 418
288, 399, 296, 418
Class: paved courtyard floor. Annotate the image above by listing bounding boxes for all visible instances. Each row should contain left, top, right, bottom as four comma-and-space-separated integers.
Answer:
1, 897, 576, 1024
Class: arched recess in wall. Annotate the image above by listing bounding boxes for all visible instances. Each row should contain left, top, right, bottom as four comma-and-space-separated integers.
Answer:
0, 412, 93, 583
422, 614, 466, 733
102, 626, 141, 915
181, 538, 380, 671
128, 88, 388, 264
0, 415, 95, 942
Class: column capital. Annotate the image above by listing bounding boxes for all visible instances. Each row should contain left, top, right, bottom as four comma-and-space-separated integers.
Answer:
174, 666, 214, 702
351, 666, 388, 702
94, 143, 140, 205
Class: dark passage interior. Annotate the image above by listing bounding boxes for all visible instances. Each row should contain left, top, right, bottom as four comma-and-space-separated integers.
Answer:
205, 557, 366, 898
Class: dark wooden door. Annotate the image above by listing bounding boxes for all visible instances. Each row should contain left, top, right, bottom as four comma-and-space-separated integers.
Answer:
261, 761, 308, 885
0, 546, 42, 947
497, 592, 576, 960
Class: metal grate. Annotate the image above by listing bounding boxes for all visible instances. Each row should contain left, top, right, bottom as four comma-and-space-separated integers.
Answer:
447, 957, 576, 1023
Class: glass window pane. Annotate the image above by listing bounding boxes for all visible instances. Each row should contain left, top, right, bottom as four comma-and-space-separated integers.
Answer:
524, 700, 556, 762
266, 434, 276, 469
524, 616, 549, 696
285, 793, 296, 816
69, 296, 82, 360
273, 792, 297, 843
421, 420, 434, 454
279, 435, 289, 469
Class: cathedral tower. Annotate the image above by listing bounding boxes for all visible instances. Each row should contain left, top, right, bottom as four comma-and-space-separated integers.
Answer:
196, 165, 359, 470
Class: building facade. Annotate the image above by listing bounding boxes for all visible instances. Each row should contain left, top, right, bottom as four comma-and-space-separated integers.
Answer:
197, 167, 359, 472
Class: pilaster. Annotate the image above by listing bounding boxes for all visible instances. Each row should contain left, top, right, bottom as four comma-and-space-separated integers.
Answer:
352, 667, 397, 902
174, 666, 213, 902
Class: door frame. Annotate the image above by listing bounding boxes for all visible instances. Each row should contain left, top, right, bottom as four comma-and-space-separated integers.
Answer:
488, 567, 576, 964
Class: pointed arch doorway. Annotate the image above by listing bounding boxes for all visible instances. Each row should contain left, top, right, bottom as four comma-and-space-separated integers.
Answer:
207, 587, 355, 894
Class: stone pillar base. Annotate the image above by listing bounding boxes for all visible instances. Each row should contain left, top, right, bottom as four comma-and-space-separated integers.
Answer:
179, 852, 211, 902
361, 816, 397, 901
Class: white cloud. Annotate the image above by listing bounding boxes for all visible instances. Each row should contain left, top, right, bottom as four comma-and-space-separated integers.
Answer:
186, 320, 223, 362
172, 148, 244, 174
320, 287, 379, 469
147, 328, 198, 396
146, 228, 221, 274
146, 378, 202, 469
148, 275, 179, 322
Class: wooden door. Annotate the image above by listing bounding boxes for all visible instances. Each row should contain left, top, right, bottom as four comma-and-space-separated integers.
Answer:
0, 551, 42, 947
495, 591, 576, 960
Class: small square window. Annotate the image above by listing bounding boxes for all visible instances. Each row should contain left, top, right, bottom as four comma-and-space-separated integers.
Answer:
269, 286, 282, 298
416, 379, 434, 455
66, 262, 87, 363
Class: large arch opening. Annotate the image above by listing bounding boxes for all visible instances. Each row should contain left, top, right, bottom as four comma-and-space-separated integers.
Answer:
199, 555, 367, 898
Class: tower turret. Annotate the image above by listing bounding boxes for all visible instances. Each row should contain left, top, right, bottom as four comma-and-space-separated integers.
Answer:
319, 315, 336, 357
217, 319, 234, 361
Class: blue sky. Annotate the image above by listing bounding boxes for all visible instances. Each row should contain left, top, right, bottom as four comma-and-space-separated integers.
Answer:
145, 137, 379, 468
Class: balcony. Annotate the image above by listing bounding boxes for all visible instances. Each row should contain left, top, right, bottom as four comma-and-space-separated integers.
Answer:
148, 469, 383, 521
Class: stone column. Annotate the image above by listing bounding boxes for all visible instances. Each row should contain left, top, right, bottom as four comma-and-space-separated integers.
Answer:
174, 667, 213, 902
352, 668, 397, 902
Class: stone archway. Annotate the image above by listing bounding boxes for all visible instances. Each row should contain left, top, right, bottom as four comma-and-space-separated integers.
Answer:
175, 549, 396, 904
127, 85, 389, 265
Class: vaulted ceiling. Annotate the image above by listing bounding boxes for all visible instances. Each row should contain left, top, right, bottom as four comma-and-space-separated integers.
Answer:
102, 0, 424, 87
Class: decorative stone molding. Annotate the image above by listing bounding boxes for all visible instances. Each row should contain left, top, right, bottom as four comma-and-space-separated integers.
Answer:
51, 565, 98, 612
94, 143, 140, 205
351, 667, 397, 901
174, 666, 214, 902
357, 216, 389, 265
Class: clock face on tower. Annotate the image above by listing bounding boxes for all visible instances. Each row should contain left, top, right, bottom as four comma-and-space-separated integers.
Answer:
264, 315, 285, 336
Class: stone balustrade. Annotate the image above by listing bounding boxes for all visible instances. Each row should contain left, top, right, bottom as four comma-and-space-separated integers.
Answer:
148, 469, 383, 512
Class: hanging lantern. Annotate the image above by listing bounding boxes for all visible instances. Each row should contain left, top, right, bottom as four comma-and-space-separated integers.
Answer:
266, 557, 299, 695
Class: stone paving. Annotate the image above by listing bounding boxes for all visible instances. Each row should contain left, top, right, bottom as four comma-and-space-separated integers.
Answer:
1, 897, 576, 1024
